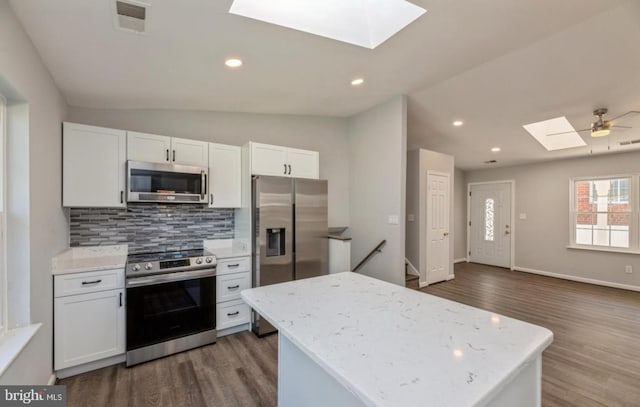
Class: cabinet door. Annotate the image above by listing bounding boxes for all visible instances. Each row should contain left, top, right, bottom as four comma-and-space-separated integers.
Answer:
171, 137, 209, 166
209, 143, 241, 208
250, 142, 288, 176
63, 122, 126, 207
127, 131, 171, 163
54, 289, 125, 370
287, 148, 319, 179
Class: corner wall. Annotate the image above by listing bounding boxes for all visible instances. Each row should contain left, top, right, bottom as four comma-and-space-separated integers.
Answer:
454, 168, 467, 261
348, 96, 407, 286
465, 150, 640, 289
0, 0, 68, 384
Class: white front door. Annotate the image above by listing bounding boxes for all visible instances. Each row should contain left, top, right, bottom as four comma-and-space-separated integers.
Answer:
469, 182, 512, 268
426, 172, 450, 285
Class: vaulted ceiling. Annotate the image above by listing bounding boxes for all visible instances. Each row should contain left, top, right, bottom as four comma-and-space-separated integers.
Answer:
9, 0, 640, 168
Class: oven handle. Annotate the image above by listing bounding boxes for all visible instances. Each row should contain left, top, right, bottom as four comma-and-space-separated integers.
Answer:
126, 268, 216, 288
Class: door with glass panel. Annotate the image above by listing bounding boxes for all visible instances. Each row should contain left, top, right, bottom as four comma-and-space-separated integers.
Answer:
469, 182, 512, 268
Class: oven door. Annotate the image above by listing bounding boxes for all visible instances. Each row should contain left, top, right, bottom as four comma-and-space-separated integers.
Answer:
126, 270, 216, 352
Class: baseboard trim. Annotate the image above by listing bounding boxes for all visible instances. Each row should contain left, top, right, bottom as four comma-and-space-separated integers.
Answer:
454, 258, 467, 264
513, 266, 640, 292
55, 354, 125, 379
405, 259, 419, 277
419, 274, 455, 288
47, 373, 56, 385
446, 274, 455, 281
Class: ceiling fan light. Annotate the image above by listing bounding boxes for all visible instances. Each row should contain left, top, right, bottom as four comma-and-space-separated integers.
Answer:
591, 128, 610, 138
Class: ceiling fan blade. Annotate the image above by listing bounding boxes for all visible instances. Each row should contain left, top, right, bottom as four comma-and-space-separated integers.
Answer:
610, 110, 640, 122
546, 128, 590, 137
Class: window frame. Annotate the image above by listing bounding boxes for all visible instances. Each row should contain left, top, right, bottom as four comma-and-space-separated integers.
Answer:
570, 174, 639, 253
0, 94, 6, 334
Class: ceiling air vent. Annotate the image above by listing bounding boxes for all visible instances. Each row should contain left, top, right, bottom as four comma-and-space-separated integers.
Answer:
113, 0, 149, 34
619, 139, 640, 146
484, 160, 498, 164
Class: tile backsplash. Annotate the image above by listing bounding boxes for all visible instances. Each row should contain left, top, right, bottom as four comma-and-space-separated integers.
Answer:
69, 203, 234, 253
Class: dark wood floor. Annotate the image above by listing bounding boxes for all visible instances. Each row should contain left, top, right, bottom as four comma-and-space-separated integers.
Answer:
60, 264, 640, 407
410, 263, 640, 407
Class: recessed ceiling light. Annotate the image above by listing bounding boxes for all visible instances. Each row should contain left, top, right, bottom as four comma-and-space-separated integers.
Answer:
225, 58, 243, 68
453, 120, 464, 127
491, 147, 501, 152
351, 78, 364, 86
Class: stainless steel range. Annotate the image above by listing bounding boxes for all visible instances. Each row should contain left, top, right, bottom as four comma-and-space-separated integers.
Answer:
125, 249, 217, 366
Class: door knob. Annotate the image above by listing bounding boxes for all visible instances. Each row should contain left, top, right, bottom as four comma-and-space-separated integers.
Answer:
443, 232, 449, 237
505, 230, 510, 235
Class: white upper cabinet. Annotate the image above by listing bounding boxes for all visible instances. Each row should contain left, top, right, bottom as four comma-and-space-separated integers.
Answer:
127, 131, 208, 167
250, 142, 289, 177
287, 147, 319, 179
171, 138, 209, 167
249, 142, 319, 179
209, 143, 241, 208
127, 131, 171, 163
63, 122, 127, 208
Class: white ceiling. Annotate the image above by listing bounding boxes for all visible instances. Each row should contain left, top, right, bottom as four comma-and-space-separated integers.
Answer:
9, 0, 640, 169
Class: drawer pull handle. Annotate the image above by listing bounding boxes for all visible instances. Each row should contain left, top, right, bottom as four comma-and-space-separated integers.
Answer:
227, 311, 240, 317
227, 285, 240, 290
227, 263, 240, 268
82, 279, 102, 285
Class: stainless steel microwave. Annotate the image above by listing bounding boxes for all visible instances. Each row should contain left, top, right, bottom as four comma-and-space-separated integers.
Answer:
127, 161, 208, 204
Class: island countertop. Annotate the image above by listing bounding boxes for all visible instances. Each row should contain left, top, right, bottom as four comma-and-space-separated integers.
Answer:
241, 272, 553, 407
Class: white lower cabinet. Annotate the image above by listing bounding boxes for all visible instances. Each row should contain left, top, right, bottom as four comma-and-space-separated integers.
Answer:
216, 256, 251, 335
54, 269, 125, 372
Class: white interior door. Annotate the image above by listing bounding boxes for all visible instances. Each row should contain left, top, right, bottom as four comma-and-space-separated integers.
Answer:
426, 172, 450, 285
469, 182, 512, 268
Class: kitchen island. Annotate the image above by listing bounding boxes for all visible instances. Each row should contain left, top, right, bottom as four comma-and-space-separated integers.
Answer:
241, 272, 553, 407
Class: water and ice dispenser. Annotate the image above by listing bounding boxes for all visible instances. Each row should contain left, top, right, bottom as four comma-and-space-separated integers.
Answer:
266, 228, 286, 257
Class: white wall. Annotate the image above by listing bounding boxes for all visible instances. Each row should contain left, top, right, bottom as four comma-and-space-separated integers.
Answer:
465, 150, 640, 289
348, 96, 406, 286
67, 107, 350, 227
405, 149, 455, 285
405, 150, 420, 273
0, 0, 68, 384
454, 167, 467, 261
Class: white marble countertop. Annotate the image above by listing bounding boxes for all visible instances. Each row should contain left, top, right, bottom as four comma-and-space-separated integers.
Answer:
51, 245, 128, 275
241, 272, 553, 407
204, 239, 250, 259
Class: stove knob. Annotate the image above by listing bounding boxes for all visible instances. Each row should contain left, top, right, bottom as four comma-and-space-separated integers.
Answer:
205, 257, 213, 264
145, 263, 153, 270
195, 258, 203, 265
132, 264, 141, 272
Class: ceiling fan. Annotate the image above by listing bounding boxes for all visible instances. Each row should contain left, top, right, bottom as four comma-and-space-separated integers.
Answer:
547, 108, 639, 138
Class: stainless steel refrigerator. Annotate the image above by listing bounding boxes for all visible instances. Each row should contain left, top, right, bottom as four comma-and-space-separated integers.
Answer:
252, 175, 328, 336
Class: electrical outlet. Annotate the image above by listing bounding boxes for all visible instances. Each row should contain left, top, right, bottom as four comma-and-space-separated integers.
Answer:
625, 265, 633, 274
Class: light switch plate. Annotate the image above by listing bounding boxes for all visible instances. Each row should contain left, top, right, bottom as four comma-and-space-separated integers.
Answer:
388, 215, 399, 225
519, 213, 527, 220
407, 214, 415, 222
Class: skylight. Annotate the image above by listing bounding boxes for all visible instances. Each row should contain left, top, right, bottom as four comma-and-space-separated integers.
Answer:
228, 0, 427, 49
523, 116, 587, 151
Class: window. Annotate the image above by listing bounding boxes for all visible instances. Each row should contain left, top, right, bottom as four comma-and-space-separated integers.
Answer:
571, 176, 637, 250
589, 178, 628, 204
484, 198, 494, 241
0, 94, 5, 334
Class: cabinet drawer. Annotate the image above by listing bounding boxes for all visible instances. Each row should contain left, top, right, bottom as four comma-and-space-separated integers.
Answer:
216, 257, 251, 275
55, 268, 125, 298
217, 299, 250, 330
216, 271, 251, 303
